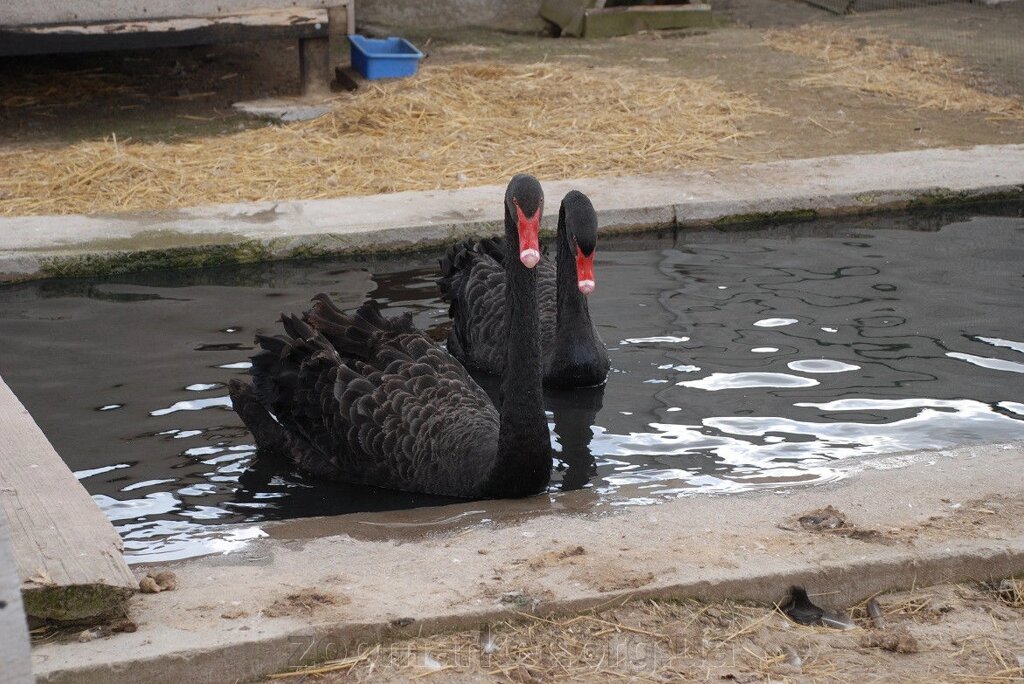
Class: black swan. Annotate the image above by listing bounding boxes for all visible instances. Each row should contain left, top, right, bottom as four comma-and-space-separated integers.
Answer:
439, 189, 610, 388
228, 174, 552, 499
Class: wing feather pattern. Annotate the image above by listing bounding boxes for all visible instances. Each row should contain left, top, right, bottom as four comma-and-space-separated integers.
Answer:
230, 296, 501, 498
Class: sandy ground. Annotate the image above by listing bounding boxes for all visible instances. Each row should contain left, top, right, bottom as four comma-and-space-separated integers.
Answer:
262, 579, 1024, 682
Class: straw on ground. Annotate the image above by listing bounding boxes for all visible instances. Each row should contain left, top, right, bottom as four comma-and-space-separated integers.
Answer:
0, 62, 775, 217
262, 580, 1024, 683
763, 26, 1024, 121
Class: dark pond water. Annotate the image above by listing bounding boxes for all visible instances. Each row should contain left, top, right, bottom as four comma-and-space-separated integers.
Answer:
1, 204, 1023, 562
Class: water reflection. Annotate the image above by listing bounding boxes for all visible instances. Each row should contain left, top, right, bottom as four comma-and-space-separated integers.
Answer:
1, 206, 1023, 561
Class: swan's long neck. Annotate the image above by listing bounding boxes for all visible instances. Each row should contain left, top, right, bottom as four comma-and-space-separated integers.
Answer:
555, 205, 595, 338
488, 206, 551, 496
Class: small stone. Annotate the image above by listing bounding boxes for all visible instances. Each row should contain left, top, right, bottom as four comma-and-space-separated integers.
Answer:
111, 619, 138, 633
77, 629, 94, 643
153, 571, 178, 591
220, 608, 248, 620
139, 576, 162, 593
860, 625, 919, 653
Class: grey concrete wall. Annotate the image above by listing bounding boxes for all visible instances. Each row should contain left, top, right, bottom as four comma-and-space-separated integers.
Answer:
357, 0, 543, 30
1, 0, 543, 31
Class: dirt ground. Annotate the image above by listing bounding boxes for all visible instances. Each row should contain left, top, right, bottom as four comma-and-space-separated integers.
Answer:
263, 578, 1024, 682
1, 1, 1022, 215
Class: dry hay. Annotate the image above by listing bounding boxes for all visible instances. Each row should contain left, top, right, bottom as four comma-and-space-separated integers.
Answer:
264, 581, 1024, 683
0, 62, 775, 217
763, 26, 1024, 121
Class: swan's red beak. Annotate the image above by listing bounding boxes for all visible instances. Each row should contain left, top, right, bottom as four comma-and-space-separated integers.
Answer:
516, 204, 541, 269
576, 248, 595, 295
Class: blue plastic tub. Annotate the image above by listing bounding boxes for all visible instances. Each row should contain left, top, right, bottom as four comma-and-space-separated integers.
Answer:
348, 35, 424, 80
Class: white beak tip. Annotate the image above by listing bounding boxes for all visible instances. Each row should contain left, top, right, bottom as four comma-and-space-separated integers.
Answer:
519, 249, 540, 268
578, 280, 595, 295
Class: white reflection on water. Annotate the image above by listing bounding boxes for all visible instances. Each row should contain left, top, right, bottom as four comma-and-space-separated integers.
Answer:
708, 397, 1024, 455
94, 491, 180, 521
787, 359, 861, 374
753, 318, 798, 327
150, 395, 232, 416
119, 519, 268, 564
946, 352, 1024, 374
977, 336, 1024, 354
217, 361, 252, 369
75, 463, 130, 480
621, 335, 691, 345
578, 394, 1024, 505
678, 372, 819, 391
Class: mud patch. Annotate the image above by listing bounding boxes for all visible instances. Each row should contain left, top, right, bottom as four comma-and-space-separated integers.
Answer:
528, 545, 586, 570
571, 566, 656, 593
860, 625, 921, 653
264, 589, 346, 618
784, 505, 901, 545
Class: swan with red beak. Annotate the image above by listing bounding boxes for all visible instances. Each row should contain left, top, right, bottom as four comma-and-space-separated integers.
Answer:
438, 184, 609, 388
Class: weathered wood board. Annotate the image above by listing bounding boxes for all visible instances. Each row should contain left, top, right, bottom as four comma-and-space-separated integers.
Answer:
0, 376, 135, 622
0, 7, 330, 57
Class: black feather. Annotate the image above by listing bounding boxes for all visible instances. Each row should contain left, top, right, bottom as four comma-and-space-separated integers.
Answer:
782, 586, 825, 625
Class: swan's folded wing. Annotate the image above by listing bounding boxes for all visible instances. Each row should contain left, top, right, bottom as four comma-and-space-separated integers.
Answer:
331, 337, 501, 497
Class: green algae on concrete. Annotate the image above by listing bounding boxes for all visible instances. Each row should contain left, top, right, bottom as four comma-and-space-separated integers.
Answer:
33, 236, 454, 282
712, 208, 820, 227
905, 187, 1024, 210
22, 584, 133, 622
38, 241, 276, 280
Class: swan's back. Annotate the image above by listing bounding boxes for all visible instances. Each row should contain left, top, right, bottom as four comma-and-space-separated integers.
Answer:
231, 297, 502, 498
438, 238, 556, 374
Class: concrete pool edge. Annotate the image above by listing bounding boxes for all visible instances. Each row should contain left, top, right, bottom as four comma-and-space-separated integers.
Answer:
1, 143, 1023, 282
32, 441, 1024, 684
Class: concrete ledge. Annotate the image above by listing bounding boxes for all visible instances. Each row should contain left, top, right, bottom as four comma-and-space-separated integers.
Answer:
32, 441, 1024, 683
2, 144, 1023, 282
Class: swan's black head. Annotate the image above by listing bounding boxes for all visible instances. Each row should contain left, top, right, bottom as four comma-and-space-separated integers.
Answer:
505, 174, 544, 269
562, 190, 598, 295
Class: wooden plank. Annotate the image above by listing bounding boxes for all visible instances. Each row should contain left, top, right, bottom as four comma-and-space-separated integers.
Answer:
0, 8, 330, 57
0, 375, 135, 622
327, 2, 357, 73
327, 2, 356, 37
582, 4, 714, 37
0, 509, 31, 684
